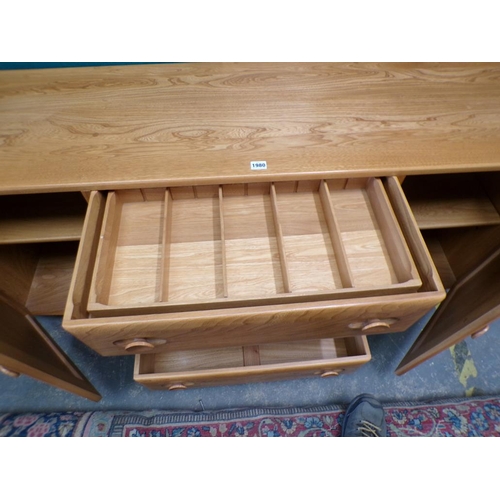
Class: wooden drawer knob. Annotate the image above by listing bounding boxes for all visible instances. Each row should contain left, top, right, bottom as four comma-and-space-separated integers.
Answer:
361, 320, 392, 332
471, 325, 489, 339
320, 371, 339, 378
114, 338, 167, 353
168, 383, 187, 391
0, 365, 20, 378
123, 339, 155, 353
348, 319, 396, 331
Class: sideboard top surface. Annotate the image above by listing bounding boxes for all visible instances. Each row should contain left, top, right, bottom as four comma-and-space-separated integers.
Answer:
1, 62, 500, 194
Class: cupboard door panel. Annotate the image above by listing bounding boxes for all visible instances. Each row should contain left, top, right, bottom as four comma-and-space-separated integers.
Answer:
396, 246, 500, 375
0, 293, 100, 401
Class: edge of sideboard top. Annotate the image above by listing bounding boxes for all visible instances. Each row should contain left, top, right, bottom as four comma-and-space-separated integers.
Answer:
2, 62, 500, 194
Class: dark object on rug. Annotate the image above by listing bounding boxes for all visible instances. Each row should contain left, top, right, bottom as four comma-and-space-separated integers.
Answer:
1, 396, 499, 437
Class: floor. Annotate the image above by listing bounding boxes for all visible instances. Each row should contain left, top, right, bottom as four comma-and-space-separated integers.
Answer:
1, 311, 500, 413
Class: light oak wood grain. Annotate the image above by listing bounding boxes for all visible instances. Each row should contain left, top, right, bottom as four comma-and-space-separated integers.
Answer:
115, 200, 164, 246
69, 177, 444, 354
276, 190, 342, 290
331, 185, 420, 288
64, 191, 106, 320
0, 244, 39, 306
66, 290, 442, 356
0, 241, 78, 316
258, 338, 345, 365
2, 63, 500, 195
383, 177, 445, 295
218, 186, 229, 298
107, 244, 162, 306
90, 194, 164, 306
270, 183, 291, 293
166, 195, 224, 302
134, 335, 370, 389
159, 189, 172, 301
366, 178, 420, 284
150, 346, 244, 373
25, 242, 78, 315
243, 345, 261, 366
89, 192, 122, 305
2, 62, 497, 382
87, 277, 437, 317
319, 180, 354, 287
85, 182, 419, 313
85, 178, 423, 315
223, 194, 285, 297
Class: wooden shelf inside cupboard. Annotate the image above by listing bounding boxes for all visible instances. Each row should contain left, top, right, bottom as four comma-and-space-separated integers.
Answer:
86, 178, 421, 317
0, 192, 87, 244
403, 173, 500, 229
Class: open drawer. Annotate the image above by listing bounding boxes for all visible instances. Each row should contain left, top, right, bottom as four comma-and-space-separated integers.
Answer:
63, 177, 445, 356
86, 177, 420, 315
134, 335, 371, 390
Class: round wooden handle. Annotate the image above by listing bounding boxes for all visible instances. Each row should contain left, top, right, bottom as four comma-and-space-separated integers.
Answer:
471, 325, 489, 339
349, 319, 396, 331
168, 383, 187, 391
361, 320, 392, 332
320, 371, 339, 378
0, 365, 20, 378
123, 339, 155, 353
114, 338, 167, 352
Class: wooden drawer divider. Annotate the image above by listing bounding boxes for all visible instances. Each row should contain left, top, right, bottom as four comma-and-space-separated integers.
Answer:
269, 182, 292, 293
318, 179, 354, 288
219, 186, 229, 298
158, 188, 172, 302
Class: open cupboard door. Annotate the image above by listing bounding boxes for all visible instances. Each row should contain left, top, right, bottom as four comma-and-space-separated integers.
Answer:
395, 171, 500, 374
0, 292, 101, 401
395, 244, 500, 375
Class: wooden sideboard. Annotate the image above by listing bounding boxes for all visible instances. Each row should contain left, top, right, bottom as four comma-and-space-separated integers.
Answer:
1, 63, 499, 399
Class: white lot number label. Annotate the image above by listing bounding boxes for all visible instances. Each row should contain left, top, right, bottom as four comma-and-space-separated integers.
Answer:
250, 161, 267, 170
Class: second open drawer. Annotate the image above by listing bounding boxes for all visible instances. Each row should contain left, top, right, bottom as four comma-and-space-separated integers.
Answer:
134, 335, 371, 390
63, 176, 445, 356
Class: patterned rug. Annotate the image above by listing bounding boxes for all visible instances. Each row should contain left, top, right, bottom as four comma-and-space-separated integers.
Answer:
1, 396, 500, 437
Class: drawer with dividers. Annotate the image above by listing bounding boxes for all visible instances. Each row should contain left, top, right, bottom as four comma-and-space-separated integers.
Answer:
63, 177, 445, 356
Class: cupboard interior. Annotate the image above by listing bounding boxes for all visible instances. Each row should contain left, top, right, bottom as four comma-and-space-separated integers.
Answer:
404, 172, 500, 289
0, 241, 79, 316
87, 178, 421, 316
0, 192, 87, 245
403, 172, 500, 229
0, 191, 86, 315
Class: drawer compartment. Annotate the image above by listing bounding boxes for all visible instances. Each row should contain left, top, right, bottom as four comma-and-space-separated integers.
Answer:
134, 335, 371, 390
63, 177, 445, 356
86, 178, 421, 316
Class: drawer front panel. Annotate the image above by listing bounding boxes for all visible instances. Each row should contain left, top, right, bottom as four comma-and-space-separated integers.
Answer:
134, 336, 371, 390
66, 293, 439, 356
